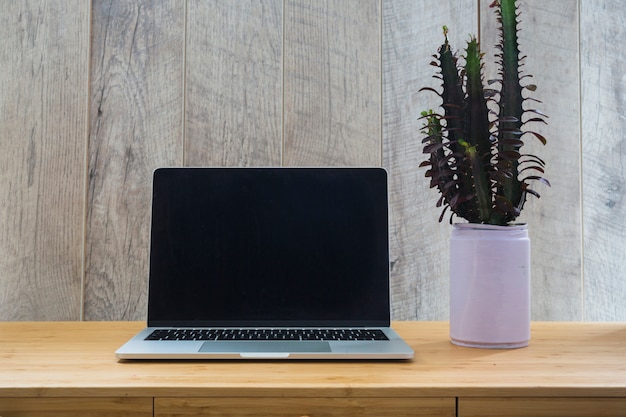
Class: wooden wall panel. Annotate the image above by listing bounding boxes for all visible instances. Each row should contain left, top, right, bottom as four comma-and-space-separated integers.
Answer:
0, 1, 625, 322
479, 0, 582, 320
382, 0, 478, 319
580, 0, 626, 320
0, 1, 89, 320
283, 0, 381, 166
84, 1, 184, 320
184, 0, 283, 167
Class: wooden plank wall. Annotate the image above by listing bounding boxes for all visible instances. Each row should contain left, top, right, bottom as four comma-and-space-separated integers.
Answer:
0, 1, 89, 320
0, 0, 624, 321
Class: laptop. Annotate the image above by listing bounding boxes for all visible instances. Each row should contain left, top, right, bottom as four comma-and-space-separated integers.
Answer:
115, 167, 414, 360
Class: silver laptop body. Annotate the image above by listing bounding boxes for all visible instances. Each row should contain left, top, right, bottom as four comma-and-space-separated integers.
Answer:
116, 167, 414, 360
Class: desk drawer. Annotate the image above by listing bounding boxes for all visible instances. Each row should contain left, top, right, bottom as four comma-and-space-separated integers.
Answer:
459, 397, 626, 417
0, 397, 152, 417
156, 397, 455, 417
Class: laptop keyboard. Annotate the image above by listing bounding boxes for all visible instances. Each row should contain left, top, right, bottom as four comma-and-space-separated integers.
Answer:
146, 328, 389, 341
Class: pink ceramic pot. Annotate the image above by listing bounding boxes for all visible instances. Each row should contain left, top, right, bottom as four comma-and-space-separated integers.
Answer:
449, 223, 530, 348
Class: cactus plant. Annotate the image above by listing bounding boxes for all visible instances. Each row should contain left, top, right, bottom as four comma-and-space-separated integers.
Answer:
419, 0, 549, 225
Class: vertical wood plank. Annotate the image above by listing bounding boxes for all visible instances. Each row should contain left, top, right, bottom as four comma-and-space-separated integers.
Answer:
383, 0, 478, 319
284, 0, 381, 167
85, 1, 184, 320
0, 1, 89, 320
580, 0, 626, 320
184, 0, 283, 167
480, 0, 582, 320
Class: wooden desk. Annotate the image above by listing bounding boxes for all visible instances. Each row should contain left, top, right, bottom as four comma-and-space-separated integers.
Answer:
1, 321, 625, 417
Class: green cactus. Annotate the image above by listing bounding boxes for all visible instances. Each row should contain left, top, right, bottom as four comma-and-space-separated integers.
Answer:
420, 0, 549, 225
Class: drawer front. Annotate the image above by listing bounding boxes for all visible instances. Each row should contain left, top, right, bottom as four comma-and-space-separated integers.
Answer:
156, 397, 455, 417
459, 397, 626, 417
0, 397, 152, 417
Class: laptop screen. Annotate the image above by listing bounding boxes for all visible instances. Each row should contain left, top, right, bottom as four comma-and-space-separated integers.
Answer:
147, 167, 391, 327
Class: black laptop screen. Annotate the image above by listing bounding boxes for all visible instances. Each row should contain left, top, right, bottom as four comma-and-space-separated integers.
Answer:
147, 167, 391, 327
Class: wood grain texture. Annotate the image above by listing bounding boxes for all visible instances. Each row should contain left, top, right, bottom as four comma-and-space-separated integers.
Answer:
382, 0, 478, 320
2, 321, 626, 399
0, 1, 625, 322
184, 0, 283, 167
0, 398, 152, 417
283, 0, 381, 166
84, 1, 184, 320
459, 398, 626, 417
580, 0, 626, 320
479, 0, 582, 320
155, 397, 455, 417
0, 0, 88, 320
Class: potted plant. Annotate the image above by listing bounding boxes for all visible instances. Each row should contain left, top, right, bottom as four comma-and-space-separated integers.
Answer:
419, 0, 549, 348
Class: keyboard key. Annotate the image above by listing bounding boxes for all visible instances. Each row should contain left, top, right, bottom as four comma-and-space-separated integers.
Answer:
145, 328, 389, 341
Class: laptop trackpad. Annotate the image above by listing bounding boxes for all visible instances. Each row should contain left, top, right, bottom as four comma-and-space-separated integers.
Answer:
199, 341, 331, 353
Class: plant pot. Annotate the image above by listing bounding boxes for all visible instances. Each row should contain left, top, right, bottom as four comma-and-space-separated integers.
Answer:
449, 223, 530, 348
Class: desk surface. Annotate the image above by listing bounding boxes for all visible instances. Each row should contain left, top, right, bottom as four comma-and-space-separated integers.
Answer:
1, 321, 625, 398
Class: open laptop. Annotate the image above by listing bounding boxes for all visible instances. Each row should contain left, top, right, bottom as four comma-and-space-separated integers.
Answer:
116, 167, 414, 360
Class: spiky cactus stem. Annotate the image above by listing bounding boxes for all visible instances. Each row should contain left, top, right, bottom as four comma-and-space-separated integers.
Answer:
497, 0, 525, 219
464, 37, 493, 223
420, 0, 548, 225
